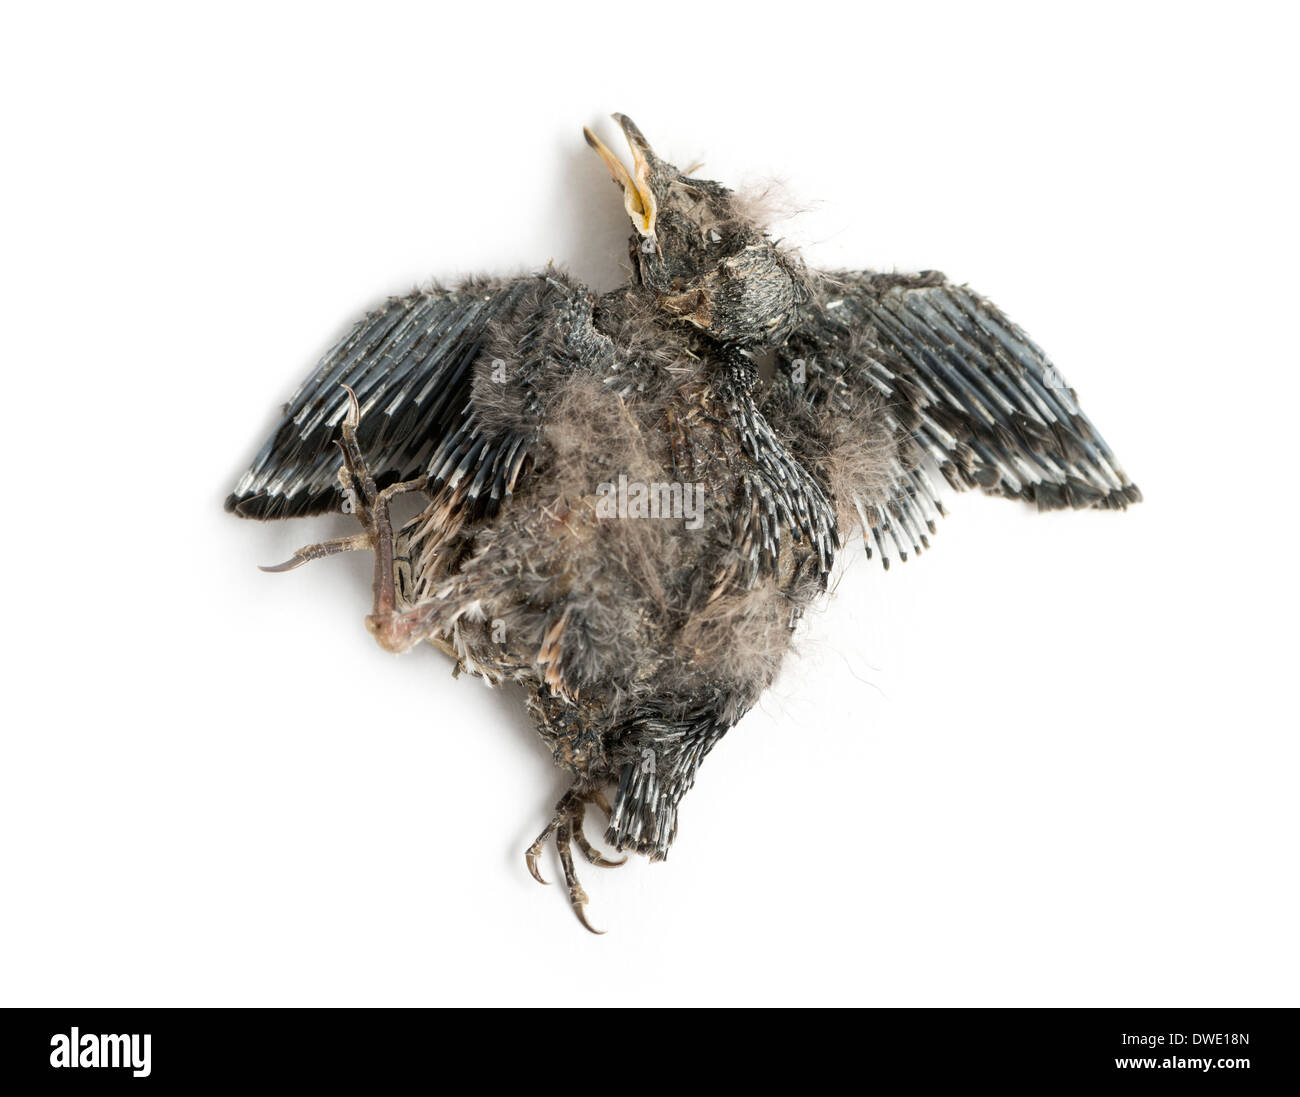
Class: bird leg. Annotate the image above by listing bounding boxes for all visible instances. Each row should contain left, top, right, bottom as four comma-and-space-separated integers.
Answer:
526, 785, 625, 934
259, 385, 435, 651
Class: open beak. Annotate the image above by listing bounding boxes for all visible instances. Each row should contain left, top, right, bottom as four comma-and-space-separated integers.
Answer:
583, 113, 658, 238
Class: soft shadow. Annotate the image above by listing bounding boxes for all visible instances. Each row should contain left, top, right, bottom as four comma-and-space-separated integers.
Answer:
546, 124, 636, 292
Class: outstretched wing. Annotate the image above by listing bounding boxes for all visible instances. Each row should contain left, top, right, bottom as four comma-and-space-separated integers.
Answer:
226, 277, 535, 520
787, 270, 1140, 568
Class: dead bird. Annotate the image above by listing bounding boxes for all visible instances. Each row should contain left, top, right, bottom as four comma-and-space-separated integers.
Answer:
227, 114, 1140, 932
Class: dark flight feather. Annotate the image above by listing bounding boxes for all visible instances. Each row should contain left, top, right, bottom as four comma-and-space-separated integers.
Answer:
225, 279, 533, 519
785, 270, 1141, 569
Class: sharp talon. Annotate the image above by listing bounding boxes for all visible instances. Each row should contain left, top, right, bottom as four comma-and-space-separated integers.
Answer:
525, 844, 549, 886
259, 555, 310, 574
570, 811, 627, 868
579, 843, 626, 868
528, 785, 619, 931
526, 812, 562, 886
341, 383, 361, 429
258, 533, 373, 574
573, 900, 605, 935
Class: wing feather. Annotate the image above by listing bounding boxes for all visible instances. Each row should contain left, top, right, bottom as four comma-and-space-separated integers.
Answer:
792, 271, 1140, 568
226, 278, 531, 519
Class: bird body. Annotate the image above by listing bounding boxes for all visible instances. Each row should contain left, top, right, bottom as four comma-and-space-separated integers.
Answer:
228, 115, 1138, 930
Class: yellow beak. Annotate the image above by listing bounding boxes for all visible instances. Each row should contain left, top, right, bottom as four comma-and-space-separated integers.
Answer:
583, 114, 658, 237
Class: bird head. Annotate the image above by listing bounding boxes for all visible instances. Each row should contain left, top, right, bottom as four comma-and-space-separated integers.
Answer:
584, 114, 808, 347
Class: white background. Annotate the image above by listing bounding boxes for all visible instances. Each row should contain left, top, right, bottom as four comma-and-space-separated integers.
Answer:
3, 1, 1296, 1006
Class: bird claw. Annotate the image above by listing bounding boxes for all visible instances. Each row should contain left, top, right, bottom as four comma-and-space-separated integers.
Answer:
572, 826, 627, 868
525, 785, 624, 932
569, 886, 604, 935
258, 387, 424, 583
525, 838, 550, 886
334, 385, 426, 526
259, 532, 374, 573
261, 383, 433, 656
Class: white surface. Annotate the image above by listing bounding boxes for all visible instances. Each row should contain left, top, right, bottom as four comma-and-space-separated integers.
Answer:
2, 1, 1296, 1006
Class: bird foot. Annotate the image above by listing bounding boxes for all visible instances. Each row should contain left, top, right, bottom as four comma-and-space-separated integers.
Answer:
259, 386, 428, 650
526, 785, 626, 934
